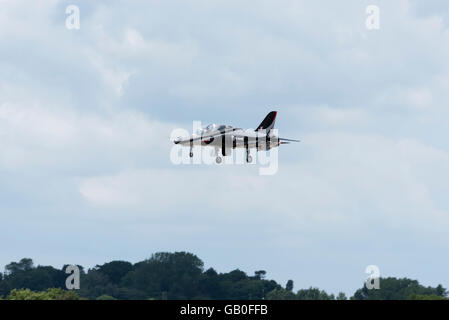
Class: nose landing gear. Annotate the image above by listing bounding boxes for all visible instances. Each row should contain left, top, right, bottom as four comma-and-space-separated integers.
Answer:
215, 156, 222, 164
245, 145, 252, 163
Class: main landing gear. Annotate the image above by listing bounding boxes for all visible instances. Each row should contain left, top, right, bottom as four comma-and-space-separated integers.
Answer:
246, 147, 252, 163
213, 149, 251, 164
214, 148, 223, 164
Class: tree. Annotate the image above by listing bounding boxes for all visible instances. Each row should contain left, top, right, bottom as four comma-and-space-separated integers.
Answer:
351, 277, 448, 300
0, 260, 66, 297
254, 270, 266, 280
266, 288, 296, 300
223, 269, 247, 282
286, 280, 294, 292
78, 269, 119, 300
337, 292, 347, 300
198, 268, 221, 299
435, 284, 447, 297
2, 254, 446, 301
6, 288, 80, 300
94, 261, 133, 285
297, 287, 335, 300
5, 258, 34, 275
409, 294, 449, 300
96, 294, 117, 300
120, 252, 204, 299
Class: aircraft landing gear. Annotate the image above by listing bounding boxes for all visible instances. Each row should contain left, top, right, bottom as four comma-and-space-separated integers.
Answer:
215, 156, 222, 164
189, 151, 193, 158
246, 147, 252, 163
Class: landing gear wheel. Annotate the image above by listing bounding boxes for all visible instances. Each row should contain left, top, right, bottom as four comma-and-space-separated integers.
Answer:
189, 151, 193, 158
246, 155, 252, 163
215, 156, 222, 164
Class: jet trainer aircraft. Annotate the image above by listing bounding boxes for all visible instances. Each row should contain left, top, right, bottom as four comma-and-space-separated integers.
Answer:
173, 111, 300, 164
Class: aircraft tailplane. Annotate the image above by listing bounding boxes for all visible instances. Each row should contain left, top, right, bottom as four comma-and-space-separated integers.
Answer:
256, 111, 277, 131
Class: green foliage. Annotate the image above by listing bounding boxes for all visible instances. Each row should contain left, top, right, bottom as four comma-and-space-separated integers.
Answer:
6, 288, 80, 300
267, 287, 340, 300
0, 258, 67, 297
78, 269, 120, 300
409, 294, 449, 300
285, 280, 294, 292
297, 287, 335, 300
120, 252, 204, 299
254, 270, 267, 280
94, 261, 132, 285
5, 258, 34, 274
266, 288, 297, 300
337, 292, 347, 300
96, 294, 117, 300
351, 277, 447, 300
0, 254, 447, 301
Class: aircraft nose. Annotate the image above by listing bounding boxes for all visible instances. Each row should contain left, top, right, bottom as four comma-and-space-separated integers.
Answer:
173, 137, 181, 144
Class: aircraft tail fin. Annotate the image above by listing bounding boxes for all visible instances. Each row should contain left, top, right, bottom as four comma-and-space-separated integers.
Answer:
256, 111, 277, 131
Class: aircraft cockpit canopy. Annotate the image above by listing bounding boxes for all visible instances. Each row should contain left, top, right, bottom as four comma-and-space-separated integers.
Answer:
197, 124, 234, 134
217, 125, 234, 130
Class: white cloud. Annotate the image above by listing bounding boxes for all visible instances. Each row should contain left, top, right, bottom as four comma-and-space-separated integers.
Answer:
0, 93, 176, 171
77, 132, 449, 234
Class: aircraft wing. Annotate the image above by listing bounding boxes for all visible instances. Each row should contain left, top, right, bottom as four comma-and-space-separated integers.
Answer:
232, 131, 300, 143
173, 128, 236, 144
231, 130, 261, 139
174, 128, 299, 144
279, 138, 300, 142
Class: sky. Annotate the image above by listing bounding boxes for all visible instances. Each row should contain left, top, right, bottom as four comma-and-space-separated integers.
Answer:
1, 0, 449, 296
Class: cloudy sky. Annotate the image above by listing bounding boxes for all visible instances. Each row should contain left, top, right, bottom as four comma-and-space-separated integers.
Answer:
1, 0, 449, 295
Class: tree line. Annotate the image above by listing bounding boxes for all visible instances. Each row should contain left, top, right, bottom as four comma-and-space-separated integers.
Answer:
0, 252, 446, 300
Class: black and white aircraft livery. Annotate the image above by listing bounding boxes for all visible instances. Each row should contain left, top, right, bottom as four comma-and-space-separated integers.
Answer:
173, 111, 300, 164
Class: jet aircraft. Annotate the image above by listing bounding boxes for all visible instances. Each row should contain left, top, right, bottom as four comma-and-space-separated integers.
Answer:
173, 111, 300, 164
